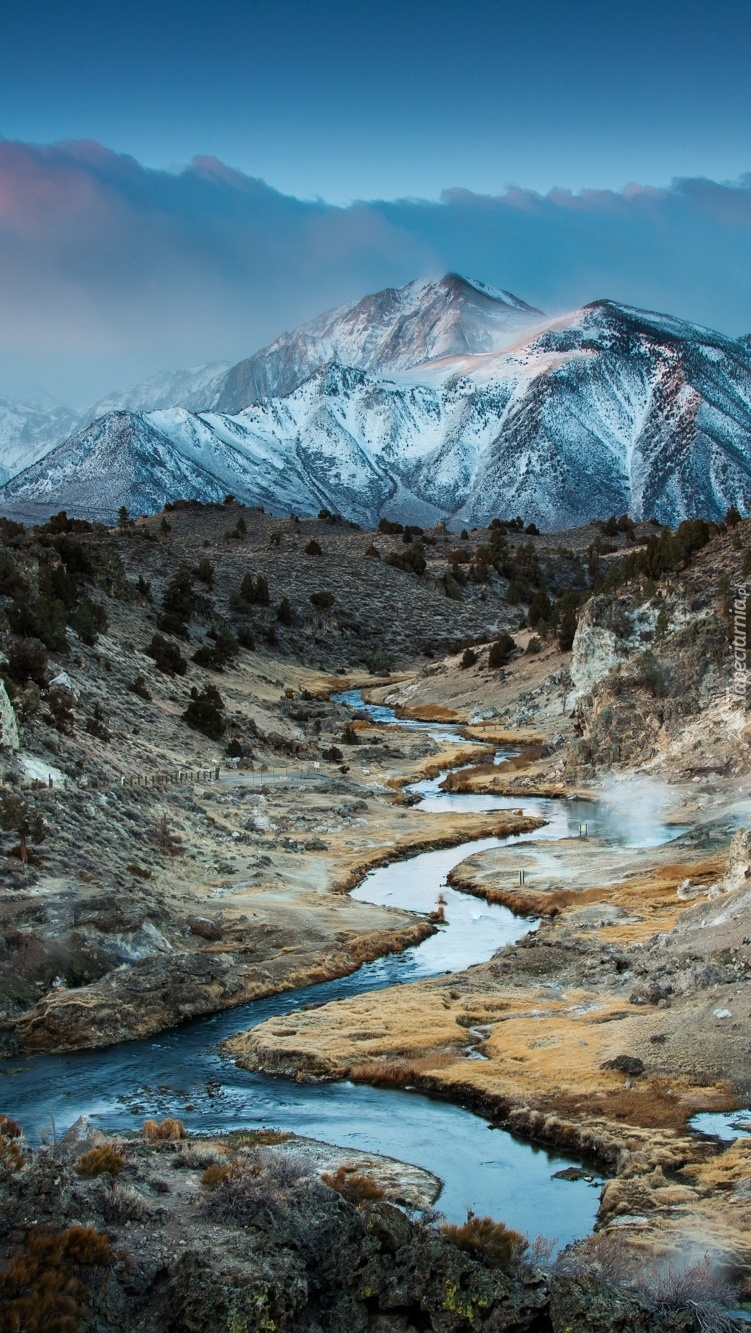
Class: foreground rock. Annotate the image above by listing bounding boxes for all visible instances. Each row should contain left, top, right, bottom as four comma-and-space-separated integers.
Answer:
0, 1118, 741, 1331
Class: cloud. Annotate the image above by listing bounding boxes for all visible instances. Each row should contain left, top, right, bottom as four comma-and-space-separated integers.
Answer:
1, 139, 751, 404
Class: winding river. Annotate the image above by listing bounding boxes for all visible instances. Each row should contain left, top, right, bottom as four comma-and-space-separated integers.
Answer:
0, 691, 686, 1249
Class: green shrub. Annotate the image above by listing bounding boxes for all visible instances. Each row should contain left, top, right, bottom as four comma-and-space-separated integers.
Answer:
193, 557, 214, 586
386, 542, 426, 575
68, 597, 108, 646
310, 591, 335, 612
182, 685, 226, 739
460, 647, 478, 669
305, 539, 322, 556
128, 674, 152, 700
8, 596, 68, 651
488, 633, 516, 668
145, 634, 187, 676
277, 597, 293, 625
557, 606, 577, 652
3, 640, 49, 689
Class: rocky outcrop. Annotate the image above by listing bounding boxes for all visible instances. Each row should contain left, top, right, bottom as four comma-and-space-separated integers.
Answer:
0, 679, 19, 749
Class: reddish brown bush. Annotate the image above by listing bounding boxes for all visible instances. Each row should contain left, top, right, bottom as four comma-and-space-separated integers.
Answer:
75, 1146, 125, 1178
0, 1225, 113, 1333
441, 1211, 527, 1270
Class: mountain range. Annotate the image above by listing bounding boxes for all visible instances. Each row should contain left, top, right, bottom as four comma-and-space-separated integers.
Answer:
2, 274, 751, 529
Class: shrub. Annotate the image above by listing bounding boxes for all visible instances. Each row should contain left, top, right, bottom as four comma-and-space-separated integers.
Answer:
322, 1166, 385, 1205
136, 574, 152, 599
145, 634, 187, 676
386, 542, 426, 575
460, 647, 478, 669
201, 1163, 233, 1190
237, 626, 255, 650
277, 597, 293, 625
3, 640, 48, 689
230, 572, 269, 611
526, 636, 541, 654
341, 725, 360, 745
310, 591, 335, 612
68, 597, 108, 647
156, 611, 189, 639
365, 543, 381, 559
488, 632, 516, 668
557, 605, 577, 652
127, 674, 152, 701
0, 793, 45, 864
75, 1145, 125, 1178
726, 504, 741, 527
44, 685, 75, 734
305, 539, 322, 556
8, 595, 68, 651
162, 569, 194, 621
182, 685, 226, 739
0, 1225, 114, 1332
142, 1117, 187, 1142
192, 629, 238, 671
193, 557, 214, 586
378, 517, 403, 535
0, 558, 28, 600
441, 1212, 527, 1270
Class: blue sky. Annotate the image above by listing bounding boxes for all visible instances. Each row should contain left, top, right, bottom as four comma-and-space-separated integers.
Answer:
1, 0, 751, 402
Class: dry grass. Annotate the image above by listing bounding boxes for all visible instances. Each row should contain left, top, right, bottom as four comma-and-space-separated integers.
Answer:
0, 1225, 113, 1333
141, 1117, 187, 1142
201, 1163, 233, 1190
321, 1165, 386, 1205
348, 1054, 456, 1086
75, 1146, 125, 1178
441, 1212, 527, 1270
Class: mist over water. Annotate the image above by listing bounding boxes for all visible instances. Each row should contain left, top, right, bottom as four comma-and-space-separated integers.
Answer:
597, 775, 678, 848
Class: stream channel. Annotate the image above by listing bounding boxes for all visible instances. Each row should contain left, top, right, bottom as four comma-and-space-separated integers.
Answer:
0, 691, 687, 1249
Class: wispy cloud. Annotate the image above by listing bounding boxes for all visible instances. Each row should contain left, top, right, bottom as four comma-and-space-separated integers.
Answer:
1, 140, 750, 405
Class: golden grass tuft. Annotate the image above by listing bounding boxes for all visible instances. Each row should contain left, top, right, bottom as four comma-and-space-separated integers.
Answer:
200, 1163, 233, 1190
142, 1117, 187, 1142
441, 1211, 527, 1270
75, 1145, 125, 1179
321, 1166, 386, 1205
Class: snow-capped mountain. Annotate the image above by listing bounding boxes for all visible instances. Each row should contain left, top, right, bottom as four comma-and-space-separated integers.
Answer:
0, 395, 81, 484
86, 362, 231, 419
3, 294, 751, 529
214, 274, 544, 412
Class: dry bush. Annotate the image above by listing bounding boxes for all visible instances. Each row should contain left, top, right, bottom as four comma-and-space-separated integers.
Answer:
171, 1142, 229, 1171
201, 1163, 233, 1190
556, 1230, 635, 1286
0, 1225, 113, 1333
75, 1145, 125, 1179
321, 1166, 386, 1206
98, 1181, 154, 1224
255, 1149, 312, 1189
229, 1129, 291, 1147
558, 1235, 740, 1330
441, 1211, 527, 1271
201, 1167, 284, 1227
0, 1116, 25, 1173
142, 1117, 187, 1142
633, 1252, 740, 1316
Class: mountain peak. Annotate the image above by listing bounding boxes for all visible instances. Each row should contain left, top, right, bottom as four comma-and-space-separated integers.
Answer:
216, 273, 544, 412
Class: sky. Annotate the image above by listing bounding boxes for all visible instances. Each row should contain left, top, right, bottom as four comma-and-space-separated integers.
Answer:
1, 0, 751, 404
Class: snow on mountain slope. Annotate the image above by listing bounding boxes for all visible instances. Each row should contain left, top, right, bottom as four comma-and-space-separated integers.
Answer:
3, 293, 751, 530
86, 362, 230, 420
214, 274, 544, 412
0, 395, 81, 484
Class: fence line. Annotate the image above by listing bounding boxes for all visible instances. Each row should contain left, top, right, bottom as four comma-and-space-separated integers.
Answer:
12, 761, 327, 794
